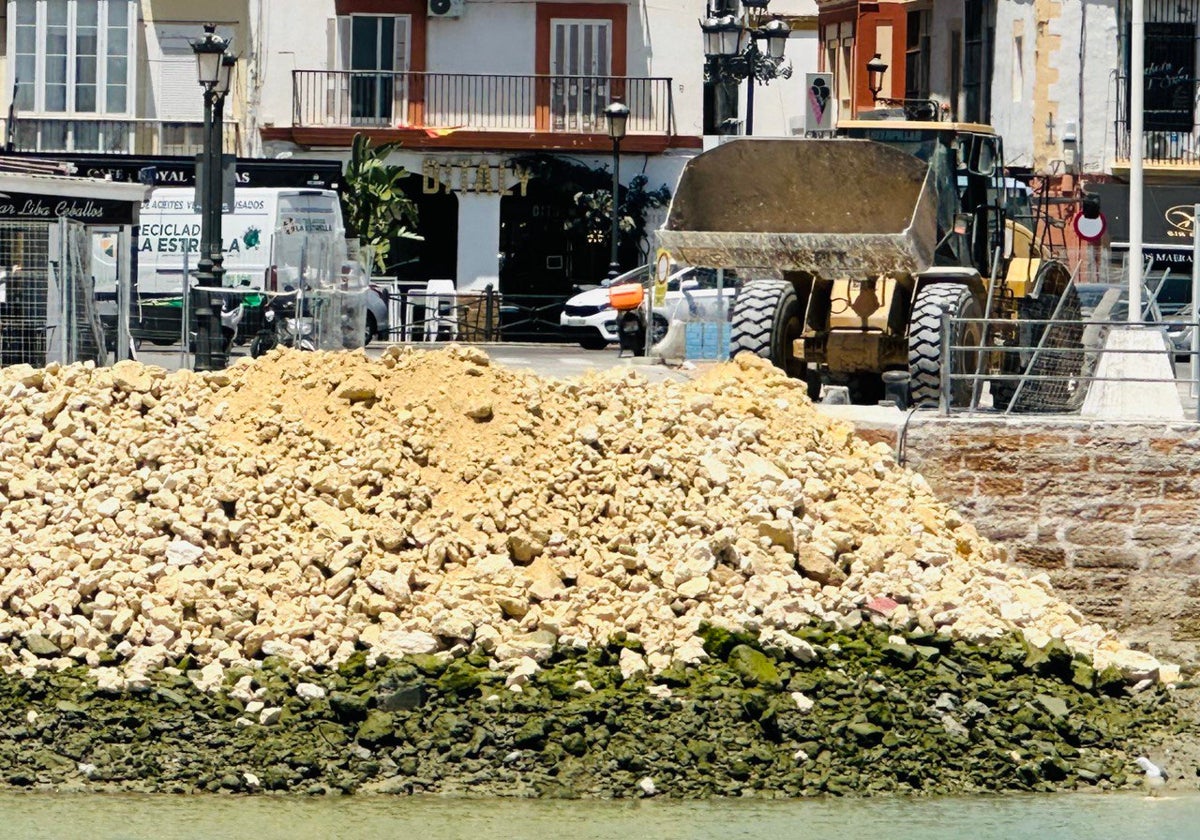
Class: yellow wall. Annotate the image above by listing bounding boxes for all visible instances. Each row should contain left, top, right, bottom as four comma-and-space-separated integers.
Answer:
1031, 0, 1062, 172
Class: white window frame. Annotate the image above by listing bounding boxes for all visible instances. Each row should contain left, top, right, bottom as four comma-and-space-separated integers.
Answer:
6, 0, 137, 117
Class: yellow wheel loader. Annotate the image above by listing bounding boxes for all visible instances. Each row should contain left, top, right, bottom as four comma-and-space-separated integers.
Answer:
658, 119, 1083, 409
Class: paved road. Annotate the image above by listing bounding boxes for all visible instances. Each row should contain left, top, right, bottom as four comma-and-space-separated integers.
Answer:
134, 340, 700, 384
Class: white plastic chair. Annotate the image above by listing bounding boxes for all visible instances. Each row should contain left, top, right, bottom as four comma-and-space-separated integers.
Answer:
423, 278, 458, 341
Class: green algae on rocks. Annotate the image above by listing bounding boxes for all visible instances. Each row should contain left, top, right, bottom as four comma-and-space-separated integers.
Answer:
0, 624, 1185, 797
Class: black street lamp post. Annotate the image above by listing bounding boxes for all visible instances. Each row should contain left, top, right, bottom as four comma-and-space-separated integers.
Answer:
208, 53, 236, 368
700, 3, 791, 136
190, 23, 231, 371
604, 98, 629, 280
210, 53, 235, 288
866, 53, 889, 103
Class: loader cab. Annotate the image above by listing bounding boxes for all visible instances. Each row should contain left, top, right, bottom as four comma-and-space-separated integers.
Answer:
958, 132, 1006, 274
839, 121, 1007, 277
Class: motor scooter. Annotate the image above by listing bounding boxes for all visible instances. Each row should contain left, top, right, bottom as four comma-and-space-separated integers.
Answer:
219, 298, 244, 353
249, 290, 317, 357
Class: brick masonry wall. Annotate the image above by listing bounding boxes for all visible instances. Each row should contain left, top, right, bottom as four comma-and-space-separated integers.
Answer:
851, 416, 1200, 672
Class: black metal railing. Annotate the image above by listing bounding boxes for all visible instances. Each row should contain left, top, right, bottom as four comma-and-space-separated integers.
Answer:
0, 116, 241, 156
1113, 73, 1200, 165
373, 285, 574, 344
293, 70, 675, 135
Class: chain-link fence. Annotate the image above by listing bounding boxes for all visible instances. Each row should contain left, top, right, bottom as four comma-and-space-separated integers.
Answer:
0, 218, 108, 369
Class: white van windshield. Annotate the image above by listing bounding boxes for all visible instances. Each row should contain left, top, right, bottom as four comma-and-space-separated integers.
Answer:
272, 193, 345, 290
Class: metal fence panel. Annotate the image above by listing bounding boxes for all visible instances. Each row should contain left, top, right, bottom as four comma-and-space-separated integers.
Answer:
0, 218, 108, 369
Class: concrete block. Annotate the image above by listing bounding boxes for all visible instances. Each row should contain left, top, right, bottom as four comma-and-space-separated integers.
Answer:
1080, 328, 1184, 420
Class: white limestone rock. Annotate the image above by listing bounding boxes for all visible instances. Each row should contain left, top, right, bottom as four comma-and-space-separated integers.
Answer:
619, 648, 648, 681
296, 682, 327, 701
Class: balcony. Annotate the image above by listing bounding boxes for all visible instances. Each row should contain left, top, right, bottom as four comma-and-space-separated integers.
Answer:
1113, 73, 1200, 180
267, 70, 691, 153
0, 116, 242, 157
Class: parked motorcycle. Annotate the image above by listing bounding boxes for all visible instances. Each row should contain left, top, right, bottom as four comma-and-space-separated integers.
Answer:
219, 298, 244, 354
249, 291, 317, 358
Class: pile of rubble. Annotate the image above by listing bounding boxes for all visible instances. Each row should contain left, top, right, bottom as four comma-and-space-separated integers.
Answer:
0, 347, 1171, 693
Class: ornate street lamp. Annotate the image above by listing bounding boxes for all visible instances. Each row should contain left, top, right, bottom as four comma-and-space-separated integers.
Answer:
866, 53, 889, 103
756, 15, 790, 61
210, 53, 237, 289
701, 14, 743, 59
604, 97, 630, 280
192, 25, 226, 88
190, 23, 231, 370
699, 2, 791, 136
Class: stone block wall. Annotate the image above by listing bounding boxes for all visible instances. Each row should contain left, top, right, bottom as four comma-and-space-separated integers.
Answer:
851, 416, 1200, 671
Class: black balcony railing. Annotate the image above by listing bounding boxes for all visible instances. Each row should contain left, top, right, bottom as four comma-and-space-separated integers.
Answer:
0, 116, 241, 156
293, 70, 675, 135
1113, 72, 1200, 166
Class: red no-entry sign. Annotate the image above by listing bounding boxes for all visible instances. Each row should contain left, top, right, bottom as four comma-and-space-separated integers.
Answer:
1073, 211, 1107, 243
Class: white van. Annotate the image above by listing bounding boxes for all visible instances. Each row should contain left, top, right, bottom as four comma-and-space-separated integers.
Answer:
133, 187, 345, 295
91, 187, 348, 346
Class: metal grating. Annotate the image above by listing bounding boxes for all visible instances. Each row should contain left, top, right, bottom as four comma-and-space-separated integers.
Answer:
0, 218, 108, 368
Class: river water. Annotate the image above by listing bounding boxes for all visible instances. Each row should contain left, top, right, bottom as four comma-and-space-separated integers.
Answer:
3, 791, 1198, 840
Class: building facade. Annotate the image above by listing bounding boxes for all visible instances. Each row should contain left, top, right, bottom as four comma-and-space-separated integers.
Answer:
1, 0, 251, 157
254, 0, 819, 295
0, 1, 824, 298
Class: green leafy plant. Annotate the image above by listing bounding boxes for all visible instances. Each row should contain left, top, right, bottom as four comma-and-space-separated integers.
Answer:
505, 153, 671, 267
340, 134, 422, 272
565, 174, 671, 260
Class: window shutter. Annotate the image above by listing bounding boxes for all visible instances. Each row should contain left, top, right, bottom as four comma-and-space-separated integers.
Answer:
152, 26, 204, 122
393, 16, 410, 126
394, 16, 409, 72
327, 17, 350, 70
326, 17, 352, 124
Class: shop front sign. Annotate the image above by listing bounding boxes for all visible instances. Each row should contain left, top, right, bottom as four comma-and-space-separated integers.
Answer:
0, 191, 136, 225
421, 158, 533, 196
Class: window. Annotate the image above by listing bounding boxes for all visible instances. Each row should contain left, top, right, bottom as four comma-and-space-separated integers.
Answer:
963, 0, 992, 124
1012, 35, 1024, 103
331, 14, 411, 126
550, 19, 611, 132
9, 0, 135, 116
824, 22, 853, 113
904, 10, 931, 100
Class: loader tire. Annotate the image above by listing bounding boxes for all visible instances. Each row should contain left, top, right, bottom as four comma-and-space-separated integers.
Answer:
731, 278, 811, 386
908, 283, 982, 408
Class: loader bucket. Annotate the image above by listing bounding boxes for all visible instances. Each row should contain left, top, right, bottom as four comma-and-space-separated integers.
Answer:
658, 138, 939, 279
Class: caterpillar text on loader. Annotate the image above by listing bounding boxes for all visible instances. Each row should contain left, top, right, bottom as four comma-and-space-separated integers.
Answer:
658, 117, 1083, 409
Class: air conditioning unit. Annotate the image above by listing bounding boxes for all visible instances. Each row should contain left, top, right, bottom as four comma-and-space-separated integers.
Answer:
428, 0, 465, 18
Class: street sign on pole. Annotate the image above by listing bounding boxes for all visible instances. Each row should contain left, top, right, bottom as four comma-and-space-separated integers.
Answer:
1073, 211, 1107, 243
654, 248, 670, 306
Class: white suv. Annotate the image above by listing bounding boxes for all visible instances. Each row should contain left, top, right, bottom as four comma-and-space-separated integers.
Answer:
559, 264, 739, 349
